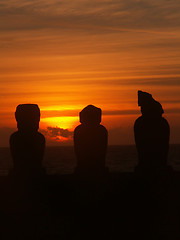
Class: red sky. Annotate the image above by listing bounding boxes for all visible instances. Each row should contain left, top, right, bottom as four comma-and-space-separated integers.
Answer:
0, 0, 180, 146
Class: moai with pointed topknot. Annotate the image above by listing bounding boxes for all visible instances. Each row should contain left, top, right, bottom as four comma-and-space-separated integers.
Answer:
10, 104, 45, 174
74, 105, 108, 173
134, 91, 170, 170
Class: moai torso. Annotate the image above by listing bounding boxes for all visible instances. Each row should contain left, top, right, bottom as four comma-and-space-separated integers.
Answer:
134, 91, 170, 168
10, 104, 45, 172
74, 105, 108, 171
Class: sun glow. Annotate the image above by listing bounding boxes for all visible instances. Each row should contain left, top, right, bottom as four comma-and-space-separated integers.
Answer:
40, 105, 82, 111
40, 116, 79, 130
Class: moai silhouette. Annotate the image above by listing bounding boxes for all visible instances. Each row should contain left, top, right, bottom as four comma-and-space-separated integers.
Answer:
134, 91, 170, 170
9, 104, 45, 175
74, 105, 108, 173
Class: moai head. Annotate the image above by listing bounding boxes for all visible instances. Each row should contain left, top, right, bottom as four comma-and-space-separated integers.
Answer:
15, 104, 40, 133
138, 90, 164, 117
79, 105, 101, 125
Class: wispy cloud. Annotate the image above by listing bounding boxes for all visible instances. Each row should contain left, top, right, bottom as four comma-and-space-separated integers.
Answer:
0, 0, 180, 31
41, 126, 73, 140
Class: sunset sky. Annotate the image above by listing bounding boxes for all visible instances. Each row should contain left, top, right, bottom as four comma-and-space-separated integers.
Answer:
0, 0, 180, 146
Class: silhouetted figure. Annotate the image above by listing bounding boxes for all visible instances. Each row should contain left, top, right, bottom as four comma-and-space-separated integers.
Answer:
74, 105, 108, 171
7, 104, 47, 239
134, 90, 170, 170
9, 104, 45, 176
73, 105, 110, 239
133, 92, 180, 240
74, 105, 108, 174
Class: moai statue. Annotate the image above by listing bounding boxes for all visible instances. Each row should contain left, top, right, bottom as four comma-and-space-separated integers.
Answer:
134, 91, 170, 169
10, 104, 45, 175
74, 105, 108, 173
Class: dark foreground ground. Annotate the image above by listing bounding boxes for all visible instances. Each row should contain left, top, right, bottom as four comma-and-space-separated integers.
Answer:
0, 169, 179, 240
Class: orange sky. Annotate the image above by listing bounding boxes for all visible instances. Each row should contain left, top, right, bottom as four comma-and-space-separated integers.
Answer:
0, 0, 180, 146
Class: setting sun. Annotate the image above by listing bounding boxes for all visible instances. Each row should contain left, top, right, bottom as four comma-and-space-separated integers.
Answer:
41, 116, 79, 130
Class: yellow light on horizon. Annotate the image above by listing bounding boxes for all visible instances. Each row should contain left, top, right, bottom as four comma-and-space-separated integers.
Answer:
40, 116, 79, 130
40, 105, 82, 111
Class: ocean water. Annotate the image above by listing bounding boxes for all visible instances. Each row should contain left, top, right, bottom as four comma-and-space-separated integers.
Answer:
0, 145, 180, 175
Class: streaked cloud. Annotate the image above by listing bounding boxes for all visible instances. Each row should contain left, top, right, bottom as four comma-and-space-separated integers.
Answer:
1, 0, 180, 31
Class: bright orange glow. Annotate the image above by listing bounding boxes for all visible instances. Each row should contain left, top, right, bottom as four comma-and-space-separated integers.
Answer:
39, 116, 79, 144
41, 116, 79, 130
1, 1, 180, 146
